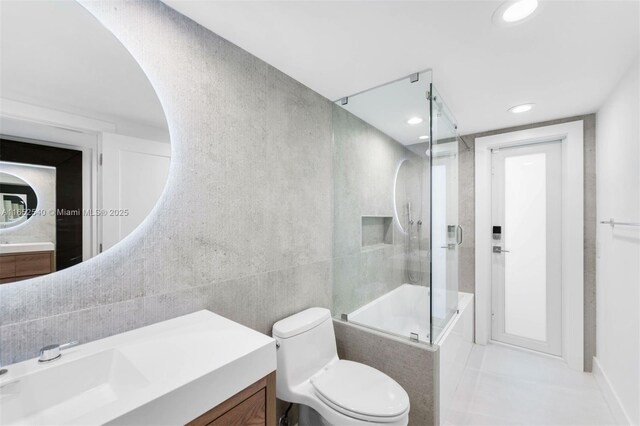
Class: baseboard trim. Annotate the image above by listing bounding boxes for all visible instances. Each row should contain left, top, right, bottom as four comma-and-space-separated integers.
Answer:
592, 356, 633, 425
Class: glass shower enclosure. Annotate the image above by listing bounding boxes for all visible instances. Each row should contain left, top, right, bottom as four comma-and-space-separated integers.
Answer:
332, 70, 460, 345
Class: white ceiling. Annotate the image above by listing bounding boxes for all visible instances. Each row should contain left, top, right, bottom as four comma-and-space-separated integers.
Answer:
0, 0, 168, 134
163, 0, 639, 134
339, 71, 433, 145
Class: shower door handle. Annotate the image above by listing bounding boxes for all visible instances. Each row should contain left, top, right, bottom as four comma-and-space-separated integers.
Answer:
457, 225, 464, 245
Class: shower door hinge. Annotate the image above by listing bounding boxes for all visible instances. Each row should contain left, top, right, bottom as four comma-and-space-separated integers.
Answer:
99, 243, 103, 253
409, 73, 419, 83
410, 332, 420, 342
341, 313, 349, 321
426, 91, 432, 101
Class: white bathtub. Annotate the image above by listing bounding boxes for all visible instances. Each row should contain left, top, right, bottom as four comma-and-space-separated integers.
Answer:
346, 283, 475, 416
348, 283, 431, 342
348, 283, 472, 344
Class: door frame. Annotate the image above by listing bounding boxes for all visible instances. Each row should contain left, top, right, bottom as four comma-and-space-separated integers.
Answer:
475, 121, 584, 371
0, 98, 103, 261
490, 141, 563, 356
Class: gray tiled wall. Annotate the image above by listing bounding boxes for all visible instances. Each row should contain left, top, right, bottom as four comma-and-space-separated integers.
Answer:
458, 114, 597, 371
0, 0, 333, 366
331, 105, 425, 317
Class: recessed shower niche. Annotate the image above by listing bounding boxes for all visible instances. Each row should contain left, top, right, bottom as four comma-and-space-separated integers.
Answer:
361, 216, 393, 247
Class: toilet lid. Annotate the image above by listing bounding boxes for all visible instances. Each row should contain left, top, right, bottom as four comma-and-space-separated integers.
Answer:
310, 360, 409, 420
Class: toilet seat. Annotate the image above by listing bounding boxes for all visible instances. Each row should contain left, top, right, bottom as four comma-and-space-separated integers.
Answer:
310, 360, 410, 423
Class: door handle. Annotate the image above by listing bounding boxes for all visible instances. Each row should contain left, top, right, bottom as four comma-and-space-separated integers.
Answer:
457, 225, 464, 245
492, 246, 510, 253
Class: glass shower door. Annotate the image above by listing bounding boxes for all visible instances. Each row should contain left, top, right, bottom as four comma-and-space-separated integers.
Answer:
429, 85, 459, 343
331, 71, 434, 343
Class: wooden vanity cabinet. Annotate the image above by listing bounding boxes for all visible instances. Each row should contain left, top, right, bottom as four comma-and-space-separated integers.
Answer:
187, 372, 276, 426
0, 251, 55, 284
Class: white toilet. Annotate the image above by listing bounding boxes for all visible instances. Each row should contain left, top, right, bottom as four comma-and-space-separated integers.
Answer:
272, 307, 410, 426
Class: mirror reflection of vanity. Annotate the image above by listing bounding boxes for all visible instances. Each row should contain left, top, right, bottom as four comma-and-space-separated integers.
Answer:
0, 0, 170, 283
0, 171, 37, 226
0, 168, 56, 282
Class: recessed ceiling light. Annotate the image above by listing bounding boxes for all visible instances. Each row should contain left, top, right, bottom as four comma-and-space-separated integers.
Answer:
493, 0, 539, 26
503, 0, 538, 22
419, 135, 430, 140
508, 103, 535, 113
407, 117, 423, 125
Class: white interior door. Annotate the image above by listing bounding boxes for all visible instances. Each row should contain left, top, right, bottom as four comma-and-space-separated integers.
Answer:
100, 133, 170, 250
491, 141, 562, 356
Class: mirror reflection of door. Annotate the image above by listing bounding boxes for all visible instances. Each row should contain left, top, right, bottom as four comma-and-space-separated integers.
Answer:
0, 0, 170, 284
100, 134, 170, 251
490, 141, 562, 356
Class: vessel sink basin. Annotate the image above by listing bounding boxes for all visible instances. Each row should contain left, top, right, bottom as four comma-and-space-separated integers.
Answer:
0, 349, 149, 425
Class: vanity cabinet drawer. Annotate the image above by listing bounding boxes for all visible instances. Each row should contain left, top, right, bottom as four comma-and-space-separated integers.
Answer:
187, 371, 275, 426
0, 255, 16, 279
0, 251, 55, 283
211, 388, 265, 426
15, 253, 52, 276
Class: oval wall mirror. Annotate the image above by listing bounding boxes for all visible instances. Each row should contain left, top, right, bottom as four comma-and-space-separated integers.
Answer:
0, 171, 38, 228
0, 0, 170, 281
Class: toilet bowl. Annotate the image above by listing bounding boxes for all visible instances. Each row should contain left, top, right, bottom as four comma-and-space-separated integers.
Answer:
272, 307, 410, 426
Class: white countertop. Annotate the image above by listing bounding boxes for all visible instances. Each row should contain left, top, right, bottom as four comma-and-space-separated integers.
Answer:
0, 310, 276, 425
0, 242, 55, 254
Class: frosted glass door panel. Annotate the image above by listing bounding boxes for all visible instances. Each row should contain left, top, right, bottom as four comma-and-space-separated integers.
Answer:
504, 153, 547, 341
491, 141, 562, 356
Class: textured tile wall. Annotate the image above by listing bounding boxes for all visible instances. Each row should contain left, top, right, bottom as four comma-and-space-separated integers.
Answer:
458, 114, 597, 371
0, 0, 333, 366
331, 105, 426, 317
457, 137, 475, 295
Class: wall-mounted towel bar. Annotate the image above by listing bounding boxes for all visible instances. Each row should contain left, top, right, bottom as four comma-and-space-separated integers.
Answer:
600, 218, 640, 228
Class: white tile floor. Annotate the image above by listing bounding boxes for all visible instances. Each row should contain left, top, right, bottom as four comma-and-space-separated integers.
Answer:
443, 343, 617, 426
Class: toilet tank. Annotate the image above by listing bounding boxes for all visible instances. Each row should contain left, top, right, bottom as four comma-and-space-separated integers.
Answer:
272, 308, 338, 401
